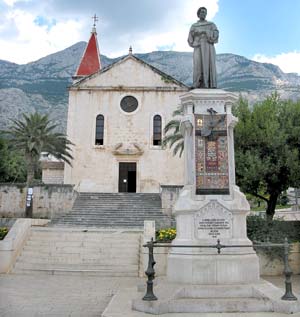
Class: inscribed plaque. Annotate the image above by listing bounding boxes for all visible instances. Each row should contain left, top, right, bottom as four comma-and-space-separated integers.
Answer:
195, 201, 232, 239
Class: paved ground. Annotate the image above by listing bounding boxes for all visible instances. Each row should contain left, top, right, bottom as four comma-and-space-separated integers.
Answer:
0, 274, 299, 317
0, 274, 140, 317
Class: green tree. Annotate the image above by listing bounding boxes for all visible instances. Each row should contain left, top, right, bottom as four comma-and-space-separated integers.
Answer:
234, 94, 300, 221
0, 136, 27, 183
162, 106, 184, 157
4, 113, 73, 185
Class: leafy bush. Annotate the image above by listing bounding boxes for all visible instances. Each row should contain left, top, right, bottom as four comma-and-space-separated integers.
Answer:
247, 216, 300, 260
156, 228, 176, 242
247, 216, 300, 243
0, 227, 9, 240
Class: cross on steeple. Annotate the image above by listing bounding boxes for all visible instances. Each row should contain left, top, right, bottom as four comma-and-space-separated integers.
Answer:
92, 14, 98, 27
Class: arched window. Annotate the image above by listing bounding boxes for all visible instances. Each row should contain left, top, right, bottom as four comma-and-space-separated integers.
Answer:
153, 115, 162, 146
95, 114, 104, 145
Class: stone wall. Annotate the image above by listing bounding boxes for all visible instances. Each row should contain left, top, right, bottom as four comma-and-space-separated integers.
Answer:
0, 184, 76, 219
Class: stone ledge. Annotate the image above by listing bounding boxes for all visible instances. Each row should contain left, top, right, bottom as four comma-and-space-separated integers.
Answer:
0, 218, 31, 272
132, 280, 300, 315
102, 279, 300, 316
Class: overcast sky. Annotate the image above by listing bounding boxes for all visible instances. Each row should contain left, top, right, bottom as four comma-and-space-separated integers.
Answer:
1, 0, 300, 74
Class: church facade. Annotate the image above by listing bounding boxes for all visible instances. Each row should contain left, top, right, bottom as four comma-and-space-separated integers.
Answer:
62, 27, 188, 193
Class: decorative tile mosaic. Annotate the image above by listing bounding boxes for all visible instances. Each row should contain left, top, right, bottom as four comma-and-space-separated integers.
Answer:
195, 114, 229, 195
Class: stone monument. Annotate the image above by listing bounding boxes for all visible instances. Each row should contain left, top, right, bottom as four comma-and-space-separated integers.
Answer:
167, 6, 259, 284
130, 7, 300, 315
167, 88, 260, 284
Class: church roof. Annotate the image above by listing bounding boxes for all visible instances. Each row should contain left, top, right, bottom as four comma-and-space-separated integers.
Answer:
72, 53, 188, 89
73, 27, 101, 78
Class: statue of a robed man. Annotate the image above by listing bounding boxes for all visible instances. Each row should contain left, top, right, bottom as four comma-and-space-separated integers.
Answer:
188, 7, 219, 88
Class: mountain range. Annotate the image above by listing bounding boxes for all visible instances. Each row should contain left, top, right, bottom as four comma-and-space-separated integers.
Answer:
0, 41, 299, 131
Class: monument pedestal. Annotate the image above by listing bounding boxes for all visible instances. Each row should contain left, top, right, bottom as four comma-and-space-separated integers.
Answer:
168, 252, 259, 285
167, 89, 260, 284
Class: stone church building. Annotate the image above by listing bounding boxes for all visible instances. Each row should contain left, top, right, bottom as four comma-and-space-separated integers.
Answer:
43, 26, 189, 193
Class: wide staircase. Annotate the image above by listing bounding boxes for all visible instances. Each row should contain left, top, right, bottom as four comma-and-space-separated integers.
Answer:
50, 192, 173, 229
13, 227, 141, 276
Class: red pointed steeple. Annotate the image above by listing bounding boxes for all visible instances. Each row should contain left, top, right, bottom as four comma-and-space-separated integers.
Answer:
74, 17, 101, 79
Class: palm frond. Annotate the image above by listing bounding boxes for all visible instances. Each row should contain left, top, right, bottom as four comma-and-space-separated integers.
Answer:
4, 112, 74, 181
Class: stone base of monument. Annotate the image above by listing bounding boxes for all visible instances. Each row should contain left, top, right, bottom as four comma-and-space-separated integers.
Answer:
167, 253, 259, 284
166, 185, 261, 285
132, 280, 300, 314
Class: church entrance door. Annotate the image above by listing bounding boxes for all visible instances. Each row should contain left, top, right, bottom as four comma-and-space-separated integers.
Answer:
118, 162, 136, 193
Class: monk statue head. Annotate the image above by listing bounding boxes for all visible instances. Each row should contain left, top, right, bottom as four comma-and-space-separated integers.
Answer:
197, 7, 207, 20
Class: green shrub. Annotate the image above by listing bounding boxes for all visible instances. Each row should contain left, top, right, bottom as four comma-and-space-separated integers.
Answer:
247, 216, 300, 243
156, 228, 176, 242
0, 227, 9, 240
247, 216, 300, 260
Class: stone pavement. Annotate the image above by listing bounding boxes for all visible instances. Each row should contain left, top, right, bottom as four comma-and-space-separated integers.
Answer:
0, 274, 139, 317
0, 273, 299, 317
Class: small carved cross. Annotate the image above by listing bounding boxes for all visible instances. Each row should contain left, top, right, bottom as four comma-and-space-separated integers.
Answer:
92, 14, 99, 27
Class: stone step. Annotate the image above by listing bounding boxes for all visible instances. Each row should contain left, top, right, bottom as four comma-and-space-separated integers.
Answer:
31, 227, 141, 233
77, 192, 160, 196
72, 201, 161, 204
13, 227, 141, 276
30, 232, 140, 241
172, 298, 273, 313
74, 198, 160, 200
52, 222, 166, 226
23, 246, 140, 254
71, 210, 161, 213
66, 213, 162, 217
75, 200, 160, 205
14, 262, 139, 271
25, 240, 139, 247
54, 221, 168, 225
174, 285, 257, 298
16, 255, 139, 265
47, 223, 143, 227
134, 298, 273, 314
77, 200, 160, 202
13, 268, 138, 277
50, 191, 171, 229
74, 199, 161, 202
53, 219, 168, 224
64, 211, 167, 215
53, 217, 167, 220
23, 244, 139, 253
68, 209, 164, 213
50, 222, 144, 226
48, 220, 166, 229
56, 214, 168, 218
20, 250, 140, 259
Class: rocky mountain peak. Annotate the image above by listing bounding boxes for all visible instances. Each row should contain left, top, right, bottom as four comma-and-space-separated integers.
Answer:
0, 42, 299, 132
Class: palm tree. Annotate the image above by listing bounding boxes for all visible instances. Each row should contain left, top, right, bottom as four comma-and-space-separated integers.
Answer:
162, 105, 184, 157
4, 112, 73, 185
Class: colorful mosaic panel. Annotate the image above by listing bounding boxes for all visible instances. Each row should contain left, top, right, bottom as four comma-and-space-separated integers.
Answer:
195, 114, 229, 195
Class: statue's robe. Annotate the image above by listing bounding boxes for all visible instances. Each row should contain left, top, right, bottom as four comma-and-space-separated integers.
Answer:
188, 20, 219, 88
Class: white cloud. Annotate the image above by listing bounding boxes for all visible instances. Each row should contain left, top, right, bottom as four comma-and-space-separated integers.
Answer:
0, 9, 83, 64
253, 52, 300, 75
106, 0, 219, 57
2, 0, 17, 6
0, 1, 219, 63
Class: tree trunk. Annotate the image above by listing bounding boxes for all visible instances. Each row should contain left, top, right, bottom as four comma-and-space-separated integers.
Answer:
266, 192, 279, 221
26, 162, 35, 186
